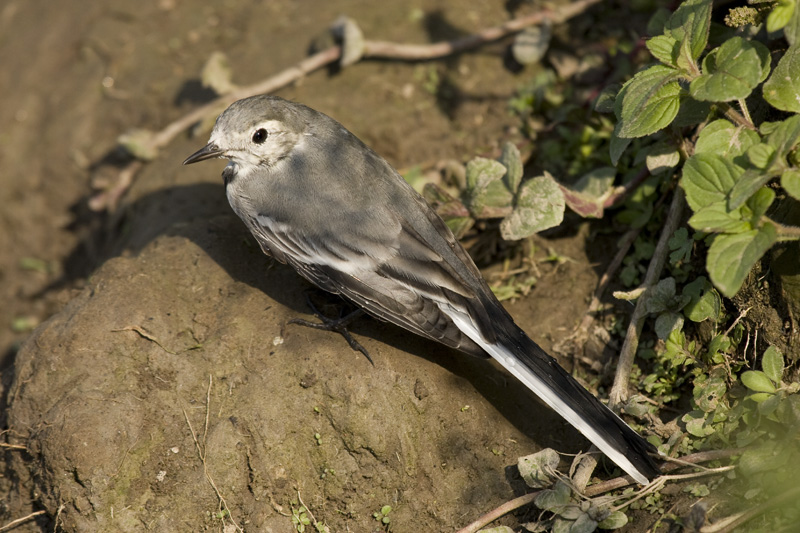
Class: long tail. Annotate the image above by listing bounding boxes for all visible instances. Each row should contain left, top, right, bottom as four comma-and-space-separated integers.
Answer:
448, 313, 660, 484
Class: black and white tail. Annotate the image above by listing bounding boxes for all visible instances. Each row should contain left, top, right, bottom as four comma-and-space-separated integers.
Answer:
448, 313, 661, 484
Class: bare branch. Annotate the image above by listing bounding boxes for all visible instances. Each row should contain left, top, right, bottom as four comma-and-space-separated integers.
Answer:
90, 0, 601, 211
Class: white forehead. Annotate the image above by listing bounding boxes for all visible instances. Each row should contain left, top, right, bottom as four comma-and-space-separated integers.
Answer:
209, 118, 288, 145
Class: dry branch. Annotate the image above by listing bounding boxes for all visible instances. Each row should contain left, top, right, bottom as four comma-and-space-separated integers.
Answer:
90, 0, 601, 211
454, 448, 740, 533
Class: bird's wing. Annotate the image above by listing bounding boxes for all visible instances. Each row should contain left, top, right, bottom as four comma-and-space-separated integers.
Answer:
244, 210, 490, 358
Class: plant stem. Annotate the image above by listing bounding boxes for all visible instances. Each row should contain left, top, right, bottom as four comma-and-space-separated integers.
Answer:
718, 102, 757, 131
608, 187, 686, 410
0, 511, 47, 532
454, 448, 741, 533
766, 217, 800, 239
737, 99, 753, 127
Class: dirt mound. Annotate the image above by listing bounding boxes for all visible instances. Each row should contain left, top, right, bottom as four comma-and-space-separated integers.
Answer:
8, 213, 573, 531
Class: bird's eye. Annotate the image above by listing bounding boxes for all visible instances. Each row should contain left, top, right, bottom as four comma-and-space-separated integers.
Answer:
252, 128, 268, 144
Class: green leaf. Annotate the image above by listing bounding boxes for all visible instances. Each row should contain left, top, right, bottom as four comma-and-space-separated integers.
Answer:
694, 373, 727, 412
763, 44, 800, 112
695, 119, 760, 158
559, 167, 616, 218
552, 518, 572, 533
746, 187, 775, 222
785, 0, 800, 45
765, 115, 800, 159
518, 448, 560, 489
465, 158, 514, 218
746, 143, 777, 169
422, 184, 474, 239
758, 393, 781, 417
688, 201, 749, 233
741, 370, 777, 393
768, 0, 796, 33
681, 153, 743, 211
706, 223, 778, 296
683, 276, 722, 322
728, 168, 773, 211
683, 411, 714, 437
665, 0, 713, 61
669, 227, 693, 264
646, 143, 681, 175
647, 35, 679, 66
598, 510, 629, 530
534, 480, 571, 511
762, 345, 784, 385
498, 142, 524, 193
609, 123, 632, 165
656, 312, 684, 339
782, 169, 800, 200
571, 513, 599, 533
645, 277, 678, 314
707, 334, 731, 363
500, 172, 565, 240
618, 65, 683, 138
675, 31, 696, 72
689, 37, 769, 102
595, 84, 620, 114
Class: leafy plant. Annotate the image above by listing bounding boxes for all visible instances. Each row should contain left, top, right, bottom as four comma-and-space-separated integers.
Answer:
610, 0, 800, 296
423, 142, 565, 240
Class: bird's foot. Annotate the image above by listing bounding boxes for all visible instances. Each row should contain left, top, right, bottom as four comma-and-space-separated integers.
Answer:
289, 293, 372, 364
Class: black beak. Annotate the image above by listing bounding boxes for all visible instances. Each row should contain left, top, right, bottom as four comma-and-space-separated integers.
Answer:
183, 143, 224, 165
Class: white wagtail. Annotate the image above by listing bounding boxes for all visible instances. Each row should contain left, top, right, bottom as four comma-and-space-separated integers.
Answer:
184, 95, 660, 484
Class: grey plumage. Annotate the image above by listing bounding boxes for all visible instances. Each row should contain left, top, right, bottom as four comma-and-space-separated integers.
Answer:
184, 94, 660, 484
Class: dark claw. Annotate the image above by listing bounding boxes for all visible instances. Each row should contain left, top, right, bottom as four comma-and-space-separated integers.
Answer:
289, 293, 373, 365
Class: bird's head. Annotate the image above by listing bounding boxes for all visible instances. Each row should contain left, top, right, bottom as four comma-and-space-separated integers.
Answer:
183, 95, 308, 170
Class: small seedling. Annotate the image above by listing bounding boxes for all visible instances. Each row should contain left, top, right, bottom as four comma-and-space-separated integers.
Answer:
373, 505, 392, 529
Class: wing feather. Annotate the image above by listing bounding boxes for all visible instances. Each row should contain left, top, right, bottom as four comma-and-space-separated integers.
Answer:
244, 211, 489, 357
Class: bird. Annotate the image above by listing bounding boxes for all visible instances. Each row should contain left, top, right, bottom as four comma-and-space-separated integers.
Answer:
183, 94, 661, 484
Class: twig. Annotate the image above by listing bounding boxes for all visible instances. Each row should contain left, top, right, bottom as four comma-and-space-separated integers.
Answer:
112, 325, 177, 354
454, 492, 539, 533
53, 503, 65, 533
609, 466, 734, 513
454, 447, 739, 533
183, 376, 243, 533
608, 187, 686, 409
296, 491, 324, 531
362, 0, 601, 59
699, 484, 800, 533
0, 511, 46, 532
0, 442, 27, 451
90, 0, 602, 212
603, 167, 651, 208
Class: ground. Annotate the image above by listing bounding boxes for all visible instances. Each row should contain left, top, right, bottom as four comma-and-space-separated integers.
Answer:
0, 1, 778, 532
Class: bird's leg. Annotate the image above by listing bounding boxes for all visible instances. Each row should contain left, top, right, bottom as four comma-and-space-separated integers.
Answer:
289, 292, 373, 364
